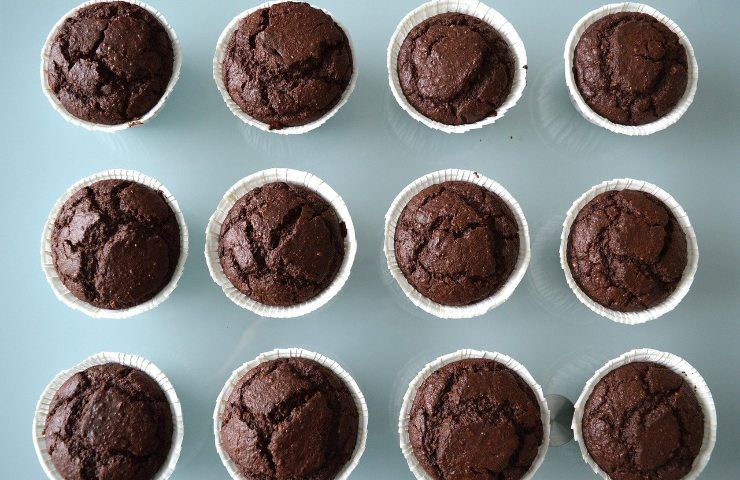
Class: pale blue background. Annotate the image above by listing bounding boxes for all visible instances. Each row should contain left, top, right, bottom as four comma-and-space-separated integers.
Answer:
1, 0, 738, 478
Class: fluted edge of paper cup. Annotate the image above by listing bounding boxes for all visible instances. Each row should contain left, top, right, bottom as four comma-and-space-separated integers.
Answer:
559, 178, 698, 324
399, 349, 550, 480
563, 2, 698, 136
40, 0, 182, 132
387, 0, 528, 134
384, 169, 530, 318
213, 348, 368, 480
205, 168, 357, 318
40, 169, 189, 319
33, 352, 184, 480
213, 1, 358, 135
571, 348, 716, 480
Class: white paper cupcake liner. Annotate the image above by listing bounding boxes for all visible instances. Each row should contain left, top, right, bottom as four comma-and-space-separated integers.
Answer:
213, 348, 368, 480
40, 169, 189, 319
572, 348, 716, 480
205, 168, 357, 318
213, 1, 358, 135
33, 352, 184, 480
384, 169, 530, 318
560, 178, 698, 324
40, 0, 182, 132
399, 349, 550, 480
387, 0, 528, 134
564, 2, 698, 136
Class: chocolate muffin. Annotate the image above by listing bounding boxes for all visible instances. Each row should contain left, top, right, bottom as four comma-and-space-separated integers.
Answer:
47, 2, 175, 125
218, 182, 346, 307
567, 189, 687, 312
408, 358, 544, 480
582, 362, 704, 480
221, 2, 353, 129
397, 13, 515, 125
394, 181, 519, 306
220, 357, 359, 480
573, 12, 688, 125
44, 363, 173, 480
50, 179, 181, 310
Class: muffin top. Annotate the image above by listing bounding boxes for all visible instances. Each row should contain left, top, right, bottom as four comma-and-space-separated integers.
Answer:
51, 179, 181, 310
44, 363, 173, 480
397, 12, 514, 126
218, 182, 346, 307
573, 12, 688, 126
394, 181, 519, 306
47, 2, 174, 125
220, 357, 359, 480
408, 358, 544, 480
221, 1, 353, 129
567, 189, 687, 312
582, 361, 704, 480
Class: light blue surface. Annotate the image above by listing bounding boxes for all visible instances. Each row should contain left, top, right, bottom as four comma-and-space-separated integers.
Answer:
1, 0, 739, 478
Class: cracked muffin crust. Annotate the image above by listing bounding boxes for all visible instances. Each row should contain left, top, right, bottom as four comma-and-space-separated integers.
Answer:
221, 1, 353, 129
218, 182, 346, 307
582, 362, 704, 480
573, 12, 688, 126
47, 2, 174, 125
219, 357, 359, 480
44, 363, 173, 480
397, 13, 514, 126
50, 179, 181, 310
567, 189, 687, 312
408, 358, 544, 480
394, 181, 519, 306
